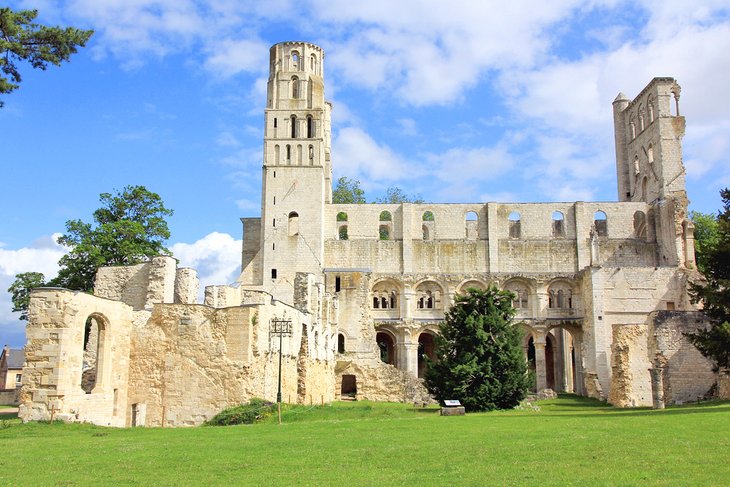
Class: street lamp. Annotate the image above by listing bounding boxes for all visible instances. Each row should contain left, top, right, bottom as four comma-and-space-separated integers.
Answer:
270, 316, 293, 424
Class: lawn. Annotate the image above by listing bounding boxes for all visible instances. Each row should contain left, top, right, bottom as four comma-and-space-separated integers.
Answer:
1, 395, 728, 486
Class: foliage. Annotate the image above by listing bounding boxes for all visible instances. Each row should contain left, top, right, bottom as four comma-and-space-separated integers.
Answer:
332, 176, 365, 204
690, 210, 720, 275
424, 286, 530, 411
52, 185, 174, 292
0, 7, 93, 107
687, 188, 730, 370
205, 398, 275, 426
422, 210, 434, 221
8, 186, 173, 319
7, 272, 46, 321
373, 186, 424, 204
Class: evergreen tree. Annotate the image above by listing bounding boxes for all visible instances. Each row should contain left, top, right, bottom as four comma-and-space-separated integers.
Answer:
687, 188, 730, 371
425, 286, 530, 411
0, 7, 93, 107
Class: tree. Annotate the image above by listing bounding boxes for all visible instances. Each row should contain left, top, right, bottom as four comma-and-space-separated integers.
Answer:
687, 188, 730, 371
0, 7, 93, 107
424, 286, 530, 411
332, 177, 365, 204
690, 210, 720, 275
373, 186, 424, 204
7, 272, 46, 321
8, 186, 174, 319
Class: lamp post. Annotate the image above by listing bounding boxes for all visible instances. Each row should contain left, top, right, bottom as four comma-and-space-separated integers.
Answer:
270, 317, 293, 424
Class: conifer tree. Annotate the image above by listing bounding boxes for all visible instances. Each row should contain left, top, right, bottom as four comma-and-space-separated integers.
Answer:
425, 286, 530, 411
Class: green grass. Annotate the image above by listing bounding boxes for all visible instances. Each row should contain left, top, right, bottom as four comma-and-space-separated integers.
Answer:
1, 395, 729, 486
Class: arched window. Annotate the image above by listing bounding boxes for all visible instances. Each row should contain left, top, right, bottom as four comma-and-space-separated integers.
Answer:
290, 115, 297, 138
504, 283, 528, 309
638, 105, 645, 131
337, 211, 347, 222
423, 211, 434, 221
308, 144, 314, 164
629, 117, 636, 139
634, 210, 647, 238
291, 51, 300, 70
310, 54, 317, 73
648, 99, 655, 123
642, 177, 648, 201
286, 144, 291, 163
376, 331, 396, 365
291, 76, 299, 99
379, 225, 390, 240
422, 211, 434, 241
379, 211, 392, 240
416, 281, 443, 311
594, 210, 607, 237
372, 281, 399, 311
337, 333, 345, 354
422, 224, 430, 241
552, 211, 565, 238
338, 225, 348, 240
379, 211, 392, 221
274, 145, 280, 165
633, 154, 640, 175
307, 115, 314, 138
81, 314, 108, 394
508, 211, 521, 239
288, 212, 299, 236
647, 144, 654, 163
548, 282, 573, 309
418, 332, 437, 378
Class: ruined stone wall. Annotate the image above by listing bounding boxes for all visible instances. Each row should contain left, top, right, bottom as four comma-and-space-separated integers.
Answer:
126, 298, 335, 427
649, 311, 715, 404
609, 324, 652, 407
19, 289, 133, 427
335, 362, 432, 404
94, 256, 178, 310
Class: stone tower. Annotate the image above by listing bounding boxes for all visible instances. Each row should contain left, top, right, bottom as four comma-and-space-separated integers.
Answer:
245, 41, 332, 303
612, 77, 694, 268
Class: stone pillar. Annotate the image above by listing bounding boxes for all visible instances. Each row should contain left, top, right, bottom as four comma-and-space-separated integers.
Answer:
402, 287, 413, 320
650, 360, 665, 409
564, 341, 575, 393
534, 339, 548, 391
403, 342, 419, 376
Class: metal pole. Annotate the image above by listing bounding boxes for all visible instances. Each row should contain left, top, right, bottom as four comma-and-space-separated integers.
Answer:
277, 327, 283, 425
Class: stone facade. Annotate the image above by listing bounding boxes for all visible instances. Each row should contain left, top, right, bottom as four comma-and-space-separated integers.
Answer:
17, 42, 722, 426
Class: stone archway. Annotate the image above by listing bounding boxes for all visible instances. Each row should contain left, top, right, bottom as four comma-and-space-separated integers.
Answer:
376, 331, 397, 366
417, 331, 437, 378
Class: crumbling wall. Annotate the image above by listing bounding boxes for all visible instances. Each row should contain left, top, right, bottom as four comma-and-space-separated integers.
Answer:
94, 256, 177, 310
609, 324, 651, 407
649, 311, 715, 404
19, 289, 133, 427
335, 362, 432, 404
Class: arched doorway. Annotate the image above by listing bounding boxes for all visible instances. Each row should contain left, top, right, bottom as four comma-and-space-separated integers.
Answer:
417, 332, 437, 378
376, 331, 396, 365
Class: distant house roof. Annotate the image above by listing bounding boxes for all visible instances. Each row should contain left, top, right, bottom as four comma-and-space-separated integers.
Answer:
1, 348, 24, 369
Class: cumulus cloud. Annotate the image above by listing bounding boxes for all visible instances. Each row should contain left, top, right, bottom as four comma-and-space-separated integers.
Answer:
332, 126, 415, 183
170, 232, 242, 297
0, 234, 66, 348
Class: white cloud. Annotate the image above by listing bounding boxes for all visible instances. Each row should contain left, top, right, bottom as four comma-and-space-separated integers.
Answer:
332, 126, 415, 182
171, 232, 242, 298
203, 38, 269, 78
0, 234, 66, 348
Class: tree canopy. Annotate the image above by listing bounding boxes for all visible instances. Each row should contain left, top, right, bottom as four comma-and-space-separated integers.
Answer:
424, 286, 530, 411
332, 177, 366, 204
8, 186, 174, 318
687, 188, 730, 371
690, 210, 720, 275
0, 7, 93, 107
373, 186, 424, 204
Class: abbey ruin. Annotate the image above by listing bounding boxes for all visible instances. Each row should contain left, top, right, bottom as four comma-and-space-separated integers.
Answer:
18, 41, 721, 427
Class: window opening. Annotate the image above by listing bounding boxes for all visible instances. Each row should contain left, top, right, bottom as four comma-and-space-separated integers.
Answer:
422, 211, 434, 221
508, 211, 521, 239
307, 116, 314, 138
337, 334, 345, 353
335, 276, 341, 292
271, 269, 277, 279
288, 212, 299, 236
594, 211, 608, 237
338, 225, 348, 240
552, 211, 565, 237
337, 212, 348, 222
290, 115, 297, 138
291, 76, 299, 98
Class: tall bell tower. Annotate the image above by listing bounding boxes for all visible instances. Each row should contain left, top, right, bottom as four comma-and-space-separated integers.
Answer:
256, 41, 332, 303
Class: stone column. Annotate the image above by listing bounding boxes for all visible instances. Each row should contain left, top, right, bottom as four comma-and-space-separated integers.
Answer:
650, 359, 665, 409
404, 342, 419, 377
534, 338, 548, 391
402, 287, 413, 320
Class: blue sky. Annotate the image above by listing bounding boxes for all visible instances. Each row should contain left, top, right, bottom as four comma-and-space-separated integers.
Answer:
1, 0, 730, 347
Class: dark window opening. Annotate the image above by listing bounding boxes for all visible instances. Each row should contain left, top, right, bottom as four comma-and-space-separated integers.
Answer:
271, 269, 277, 279
335, 276, 341, 292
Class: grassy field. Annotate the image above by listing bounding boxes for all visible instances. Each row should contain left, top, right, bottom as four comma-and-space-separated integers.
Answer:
1, 395, 729, 486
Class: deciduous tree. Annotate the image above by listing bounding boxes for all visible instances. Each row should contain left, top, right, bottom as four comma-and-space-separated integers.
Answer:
424, 286, 530, 411
7, 272, 46, 321
332, 177, 366, 204
0, 7, 93, 107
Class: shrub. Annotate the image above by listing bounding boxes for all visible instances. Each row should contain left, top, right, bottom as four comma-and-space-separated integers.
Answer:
205, 399, 275, 426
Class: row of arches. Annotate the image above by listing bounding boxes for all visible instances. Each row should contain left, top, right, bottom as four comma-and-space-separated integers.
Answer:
289, 50, 320, 75
369, 277, 581, 318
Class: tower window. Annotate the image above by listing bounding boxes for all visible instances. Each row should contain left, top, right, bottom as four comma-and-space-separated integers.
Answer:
594, 211, 608, 237
271, 269, 277, 279
335, 276, 341, 292
288, 211, 299, 236
273, 118, 277, 128
508, 211, 521, 239
307, 116, 314, 138
291, 76, 299, 99
290, 115, 297, 138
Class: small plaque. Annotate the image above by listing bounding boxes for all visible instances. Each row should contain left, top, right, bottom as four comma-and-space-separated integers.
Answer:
444, 400, 461, 407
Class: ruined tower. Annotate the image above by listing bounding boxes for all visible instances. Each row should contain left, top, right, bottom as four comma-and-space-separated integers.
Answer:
240, 42, 333, 304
